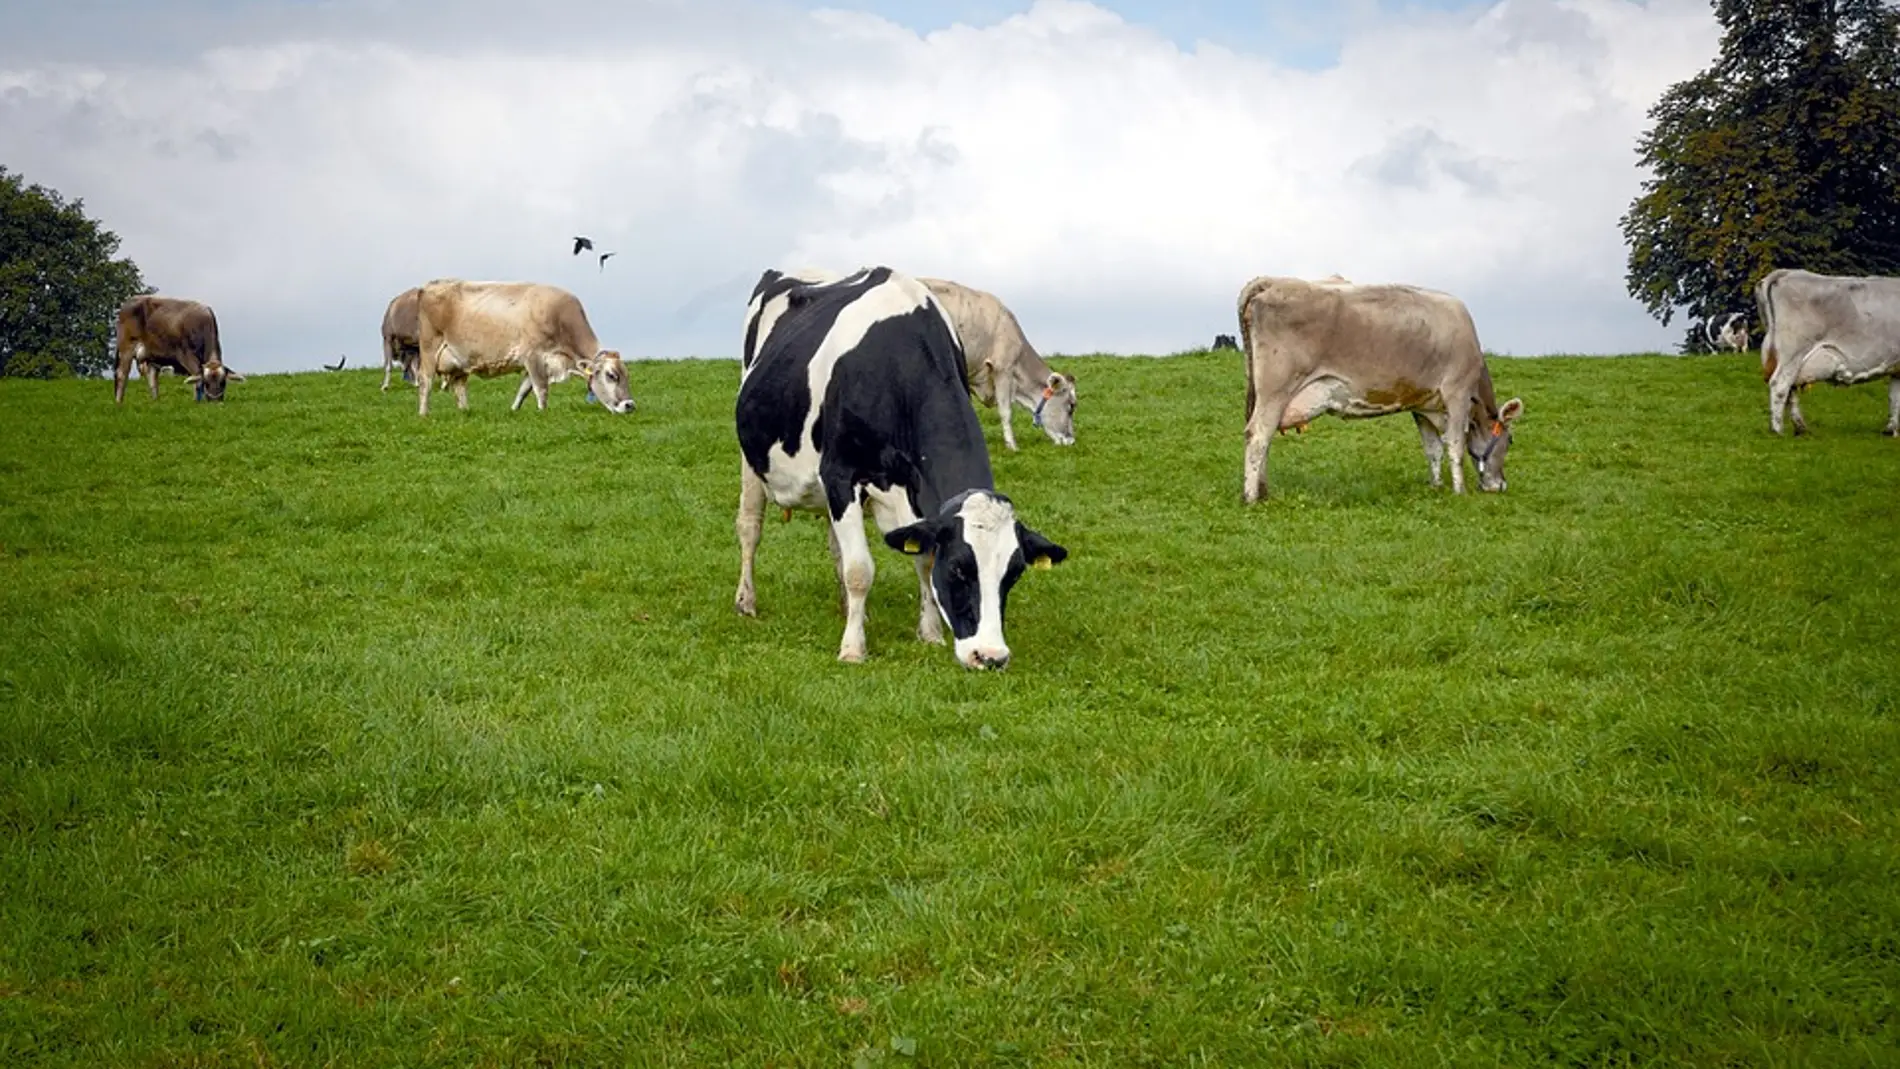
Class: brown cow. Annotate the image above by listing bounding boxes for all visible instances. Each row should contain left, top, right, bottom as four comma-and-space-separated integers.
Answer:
414, 280, 635, 416
1238, 275, 1522, 501
920, 277, 1076, 449
381, 287, 421, 391
114, 296, 238, 403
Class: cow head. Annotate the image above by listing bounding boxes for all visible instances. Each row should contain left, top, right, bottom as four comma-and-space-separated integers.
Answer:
578, 350, 635, 414
185, 360, 243, 402
1467, 397, 1525, 492
885, 491, 1068, 671
1033, 372, 1077, 446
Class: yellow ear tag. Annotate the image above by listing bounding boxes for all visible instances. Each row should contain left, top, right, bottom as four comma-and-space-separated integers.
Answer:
904, 539, 921, 553
1032, 555, 1053, 570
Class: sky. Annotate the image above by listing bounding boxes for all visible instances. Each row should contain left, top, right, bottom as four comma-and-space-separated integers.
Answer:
1, 0, 1722, 373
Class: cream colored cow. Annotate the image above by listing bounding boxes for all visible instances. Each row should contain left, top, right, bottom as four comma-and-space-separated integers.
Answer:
415, 280, 633, 416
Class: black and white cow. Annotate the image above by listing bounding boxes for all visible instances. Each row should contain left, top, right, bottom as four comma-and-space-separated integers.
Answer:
733, 266, 1069, 669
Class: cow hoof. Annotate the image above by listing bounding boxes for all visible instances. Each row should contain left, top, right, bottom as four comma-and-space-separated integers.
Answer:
735, 593, 757, 617
1793, 424, 1809, 437
1884, 427, 1898, 438
838, 648, 867, 665
917, 625, 944, 645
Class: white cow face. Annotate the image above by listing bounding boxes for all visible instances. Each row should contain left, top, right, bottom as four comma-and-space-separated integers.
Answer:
885, 491, 1067, 670
185, 360, 243, 402
1034, 373, 1078, 446
1468, 397, 1525, 492
580, 351, 635, 414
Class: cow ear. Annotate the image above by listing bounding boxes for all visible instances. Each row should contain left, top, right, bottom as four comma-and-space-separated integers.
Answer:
1046, 372, 1065, 391
226, 371, 244, 382
184, 374, 202, 385
1017, 523, 1068, 569
884, 522, 937, 556
1498, 397, 1524, 424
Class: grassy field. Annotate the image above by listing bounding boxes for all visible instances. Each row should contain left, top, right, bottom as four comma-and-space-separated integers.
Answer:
2, 352, 1897, 1066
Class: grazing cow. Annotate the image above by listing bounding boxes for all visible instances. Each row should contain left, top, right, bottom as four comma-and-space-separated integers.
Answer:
381, 287, 421, 391
1756, 268, 1900, 436
1706, 311, 1750, 353
1238, 275, 1523, 502
733, 266, 1069, 669
920, 278, 1076, 450
414, 280, 634, 416
1213, 334, 1239, 351
113, 296, 234, 403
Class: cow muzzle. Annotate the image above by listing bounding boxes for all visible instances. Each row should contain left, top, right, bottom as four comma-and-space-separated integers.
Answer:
963, 646, 1011, 671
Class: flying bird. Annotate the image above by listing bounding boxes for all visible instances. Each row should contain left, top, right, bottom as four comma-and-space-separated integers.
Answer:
572, 236, 594, 256
599, 252, 616, 272
325, 356, 346, 371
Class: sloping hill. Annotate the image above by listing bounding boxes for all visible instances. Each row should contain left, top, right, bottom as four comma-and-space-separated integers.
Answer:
2, 353, 1896, 1064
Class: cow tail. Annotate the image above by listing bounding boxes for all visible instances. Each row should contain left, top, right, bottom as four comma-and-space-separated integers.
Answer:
1236, 276, 1272, 428
1704, 315, 1718, 352
1756, 273, 1781, 381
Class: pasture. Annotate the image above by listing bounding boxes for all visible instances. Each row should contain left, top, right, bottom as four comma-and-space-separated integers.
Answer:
2, 352, 1897, 1066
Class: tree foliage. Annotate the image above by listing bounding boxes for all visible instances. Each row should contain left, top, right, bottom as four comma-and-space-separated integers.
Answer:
1622, 0, 1900, 351
0, 166, 149, 378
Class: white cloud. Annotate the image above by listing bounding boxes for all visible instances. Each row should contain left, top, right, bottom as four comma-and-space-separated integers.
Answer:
1, 0, 1719, 373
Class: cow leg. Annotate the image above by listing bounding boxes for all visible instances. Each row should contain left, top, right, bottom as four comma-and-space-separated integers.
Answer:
827, 522, 848, 616
999, 389, 1020, 452
381, 344, 395, 392
1414, 413, 1446, 488
113, 348, 135, 404
1789, 392, 1809, 435
914, 556, 943, 644
145, 361, 161, 401
510, 375, 536, 411
831, 501, 876, 664
1444, 397, 1474, 494
1886, 376, 1900, 437
417, 345, 437, 416
1767, 378, 1791, 435
1767, 359, 1804, 435
734, 463, 767, 617
453, 376, 471, 411
1242, 396, 1289, 504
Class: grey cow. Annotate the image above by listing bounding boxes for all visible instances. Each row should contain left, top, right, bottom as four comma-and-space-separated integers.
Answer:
1238, 275, 1522, 502
920, 278, 1077, 450
1756, 269, 1900, 436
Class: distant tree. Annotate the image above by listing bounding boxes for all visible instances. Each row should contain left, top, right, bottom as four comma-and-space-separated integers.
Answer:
0, 166, 149, 378
1621, 0, 1900, 352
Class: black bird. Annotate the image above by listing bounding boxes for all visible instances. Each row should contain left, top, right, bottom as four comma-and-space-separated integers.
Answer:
572, 236, 594, 256
325, 356, 347, 371
599, 252, 616, 272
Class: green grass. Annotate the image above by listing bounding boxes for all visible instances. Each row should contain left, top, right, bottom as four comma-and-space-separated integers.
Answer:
2, 352, 1897, 1067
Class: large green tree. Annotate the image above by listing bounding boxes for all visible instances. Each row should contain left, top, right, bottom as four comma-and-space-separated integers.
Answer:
0, 166, 149, 378
1622, 0, 1900, 352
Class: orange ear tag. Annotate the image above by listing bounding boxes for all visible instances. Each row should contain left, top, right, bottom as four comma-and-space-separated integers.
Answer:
1490, 421, 1503, 437
1041, 386, 1055, 400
